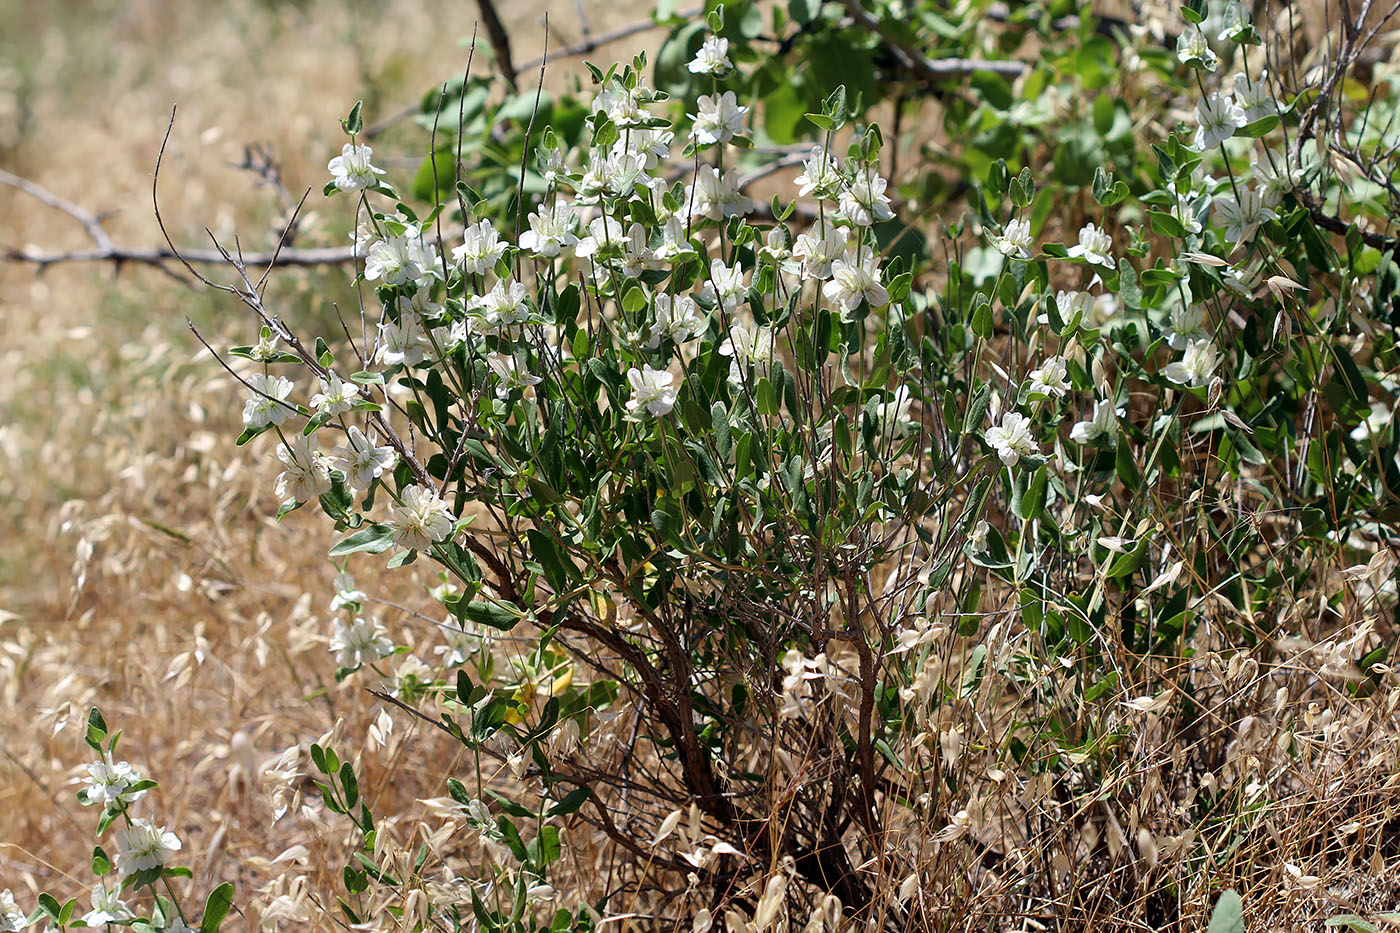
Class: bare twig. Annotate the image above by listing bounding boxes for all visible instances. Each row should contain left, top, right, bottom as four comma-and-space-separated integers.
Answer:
0, 166, 117, 253
474, 0, 519, 90
1, 152, 370, 270
837, 0, 1029, 80
364, 10, 701, 140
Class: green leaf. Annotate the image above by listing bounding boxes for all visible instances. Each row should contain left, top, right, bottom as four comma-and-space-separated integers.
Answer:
235, 423, 272, 446
1148, 210, 1187, 239
788, 0, 822, 24
1011, 168, 1035, 208
486, 788, 537, 819
712, 401, 732, 461
527, 824, 562, 869
342, 100, 364, 136
1206, 890, 1244, 933
546, 786, 591, 817
462, 599, 523, 631
1018, 465, 1049, 520
1326, 917, 1380, 933
527, 529, 578, 591
329, 523, 395, 556
37, 893, 61, 922
959, 645, 988, 698
340, 761, 359, 809
447, 778, 472, 805
1104, 538, 1150, 579
971, 294, 993, 339
1238, 114, 1279, 138
86, 707, 108, 751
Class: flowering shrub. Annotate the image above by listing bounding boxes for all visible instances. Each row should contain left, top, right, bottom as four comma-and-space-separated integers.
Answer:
15, 709, 232, 933
5, 0, 1391, 930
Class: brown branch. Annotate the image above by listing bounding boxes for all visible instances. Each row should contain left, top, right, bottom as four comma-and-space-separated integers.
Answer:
837, 0, 1029, 80
363, 9, 701, 140
474, 0, 518, 90
1295, 187, 1399, 251
2, 162, 370, 270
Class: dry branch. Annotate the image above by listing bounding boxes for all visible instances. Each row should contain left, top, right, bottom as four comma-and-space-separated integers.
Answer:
1, 166, 369, 269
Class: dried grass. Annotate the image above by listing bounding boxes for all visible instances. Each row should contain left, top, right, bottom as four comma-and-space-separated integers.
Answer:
3, 1, 1400, 931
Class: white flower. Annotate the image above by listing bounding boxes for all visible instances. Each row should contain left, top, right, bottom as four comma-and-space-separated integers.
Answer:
538, 146, 566, 184
388, 484, 454, 551
242, 373, 295, 429
1223, 260, 1263, 296
616, 127, 673, 170
621, 222, 663, 277
688, 35, 732, 75
760, 226, 791, 263
82, 759, 146, 807
990, 218, 1033, 260
487, 352, 543, 399
688, 166, 754, 221
689, 91, 748, 146
0, 891, 24, 933
968, 519, 991, 552
376, 316, 429, 367
1176, 27, 1216, 70
436, 623, 478, 667
1194, 93, 1245, 150
1170, 185, 1205, 234
1046, 289, 1093, 328
871, 386, 916, 437
1163, 302, 1207, 350
310, 372, 362, 416
579, 147, 649, 199
795, 146, 843, 198
654, 213, 696, 262
1163, 339, 1220, 387
330, 570, 366, 611
839, 166, 895, 226
518, 203, 578, 258
699, 259, 747, 313
327, 143, 385, 191
364, 230, 433, 286
1070, 399, 1121, 444
333, 426, 397, 490
330, 617, 393, 668
985, 411, 1038, 467
719, 321, 776, 384
1252, 152, 1299, 207
114, 818, 181, 877
1233, 71, 1277, 123
463, 798, 496, 842
1214, 187, 1276, 242
593, 85, 645, 126
575, 215, 631, 262
249, 330, 281, 362
626, 365, 678, 419
1218, 1, 1252, 40
647, 294, 706, 348
792, 220, 849, 279
276, 433, 333, 501
468, 280, 531, 333
452, 221, 508, 275
1027, 356, 1071, 398
1350, 402, 1391, 441
1066, 222, 1115, 268
81, 885, 132, 927
823, 246, 889, 319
